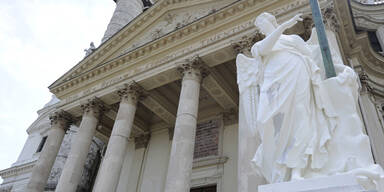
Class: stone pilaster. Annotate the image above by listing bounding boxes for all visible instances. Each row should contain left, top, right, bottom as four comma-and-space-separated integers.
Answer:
164, 56, 208, 192
26, 110, 72, 192
93, 82, 143, 192
55, 98, 105, 192
357, 71, 384, 167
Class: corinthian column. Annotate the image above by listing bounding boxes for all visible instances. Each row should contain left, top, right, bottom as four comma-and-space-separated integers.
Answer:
93, 82, 143, 192
55, 98, 105, 192
26, 110, 72, 192
164, 56, 208, 192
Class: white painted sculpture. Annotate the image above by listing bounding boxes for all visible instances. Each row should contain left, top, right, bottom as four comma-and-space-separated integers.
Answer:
236, 12, 384, 191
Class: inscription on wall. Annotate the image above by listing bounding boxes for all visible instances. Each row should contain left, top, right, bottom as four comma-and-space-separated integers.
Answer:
194, 120, 220, 159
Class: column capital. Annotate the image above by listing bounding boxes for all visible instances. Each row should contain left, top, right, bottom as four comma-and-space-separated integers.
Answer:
177, 55, 210, 81
49, 110, 73, 131
80, 97, 107, 117
134, 134, 151, 149
117, 81, 146, 104
231, 33, 264, 55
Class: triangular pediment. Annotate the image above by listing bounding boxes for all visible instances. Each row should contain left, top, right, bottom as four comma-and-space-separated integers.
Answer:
49, 0, 237, 95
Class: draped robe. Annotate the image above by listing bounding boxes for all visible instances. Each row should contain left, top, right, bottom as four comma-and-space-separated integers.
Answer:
237, 34, 331, 183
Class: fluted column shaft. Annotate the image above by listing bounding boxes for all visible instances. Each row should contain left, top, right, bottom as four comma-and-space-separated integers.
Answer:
93, 83, 142, 192
55, 98, 104, 192
164, 57, 208, 192
27, 111, 72, 192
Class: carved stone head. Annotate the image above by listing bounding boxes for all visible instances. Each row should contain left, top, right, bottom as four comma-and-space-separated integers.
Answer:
254, 12, 278, 35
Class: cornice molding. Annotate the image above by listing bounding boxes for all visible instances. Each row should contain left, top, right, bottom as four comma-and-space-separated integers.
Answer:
50, 0, 313, 103
49, 0, 233, 92
0, 160, 36, 179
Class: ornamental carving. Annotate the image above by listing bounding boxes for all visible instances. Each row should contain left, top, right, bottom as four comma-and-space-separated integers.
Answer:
80, 97, 107, 117
232, 33, 265, 55
177, 56, 210, 80
122, 1, 232, 54
117, 81, 146, 104
359, 70, 373, 94
49, 110, 73, 131
323, 5, 340, 33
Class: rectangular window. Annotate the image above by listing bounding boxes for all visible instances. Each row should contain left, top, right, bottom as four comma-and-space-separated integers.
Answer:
190, 185, 217, 192
36, 136, 47, 153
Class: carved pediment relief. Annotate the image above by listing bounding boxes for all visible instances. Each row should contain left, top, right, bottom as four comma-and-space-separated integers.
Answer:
49, 0, 236, 93
49, 0, 318, 100
121, 0, 235, 54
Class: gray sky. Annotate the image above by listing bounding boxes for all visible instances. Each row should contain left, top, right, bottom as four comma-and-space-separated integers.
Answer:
0, 0, 115, 181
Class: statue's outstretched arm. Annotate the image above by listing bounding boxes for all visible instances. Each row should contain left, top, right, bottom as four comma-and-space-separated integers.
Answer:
258, 14, 303, 56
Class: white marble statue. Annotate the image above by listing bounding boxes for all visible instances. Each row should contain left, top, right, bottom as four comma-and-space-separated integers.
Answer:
236, 12, 384, 191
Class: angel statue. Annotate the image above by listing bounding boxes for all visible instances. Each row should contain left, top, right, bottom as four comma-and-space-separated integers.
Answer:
237, 12, 384, 190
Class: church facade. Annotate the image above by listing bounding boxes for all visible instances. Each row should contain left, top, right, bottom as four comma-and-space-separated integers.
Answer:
1, 0, 384, 191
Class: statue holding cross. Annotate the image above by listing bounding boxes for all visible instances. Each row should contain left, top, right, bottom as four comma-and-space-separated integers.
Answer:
236, 0, 384, 191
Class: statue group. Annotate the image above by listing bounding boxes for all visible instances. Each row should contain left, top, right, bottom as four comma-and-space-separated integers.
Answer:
237, 12, 384, 191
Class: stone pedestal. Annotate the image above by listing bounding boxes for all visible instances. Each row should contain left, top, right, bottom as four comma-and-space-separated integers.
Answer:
258, 175, 372, 192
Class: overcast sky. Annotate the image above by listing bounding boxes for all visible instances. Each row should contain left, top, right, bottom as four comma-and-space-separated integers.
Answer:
0, 0, 115, 182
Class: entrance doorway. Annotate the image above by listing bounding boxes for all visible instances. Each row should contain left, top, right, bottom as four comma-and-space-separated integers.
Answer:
190, 185, 217, 192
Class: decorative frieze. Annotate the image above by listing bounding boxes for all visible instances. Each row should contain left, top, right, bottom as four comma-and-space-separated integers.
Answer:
49, 110, 73, 131
52, 0, 312, 95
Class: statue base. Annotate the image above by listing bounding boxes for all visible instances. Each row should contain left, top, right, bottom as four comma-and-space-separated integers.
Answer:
258, 174, 376, 192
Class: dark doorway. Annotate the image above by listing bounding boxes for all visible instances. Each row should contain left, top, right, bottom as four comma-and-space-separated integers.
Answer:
190, 185, 217, 192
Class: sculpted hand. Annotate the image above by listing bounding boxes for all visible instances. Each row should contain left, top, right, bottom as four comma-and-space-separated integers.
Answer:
281, 13, 303, 30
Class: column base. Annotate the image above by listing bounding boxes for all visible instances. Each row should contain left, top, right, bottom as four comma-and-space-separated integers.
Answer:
258, 175, 374, 192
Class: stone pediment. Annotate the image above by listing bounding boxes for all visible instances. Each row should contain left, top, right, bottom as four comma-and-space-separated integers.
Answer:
48, 0, 236, 95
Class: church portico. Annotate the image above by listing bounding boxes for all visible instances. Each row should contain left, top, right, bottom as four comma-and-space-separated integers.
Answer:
1, 0, 384, 191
